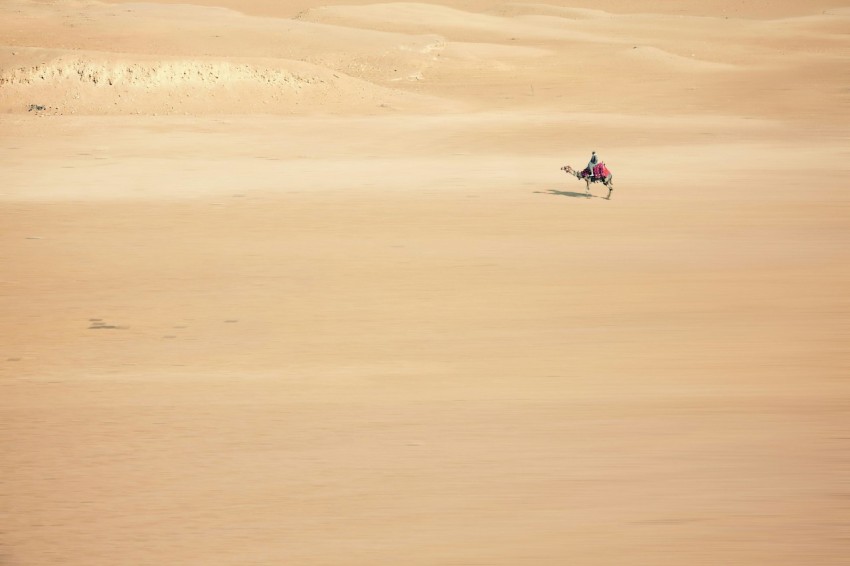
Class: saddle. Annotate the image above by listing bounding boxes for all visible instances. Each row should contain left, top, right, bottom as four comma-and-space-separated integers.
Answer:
582, 162, 611, 180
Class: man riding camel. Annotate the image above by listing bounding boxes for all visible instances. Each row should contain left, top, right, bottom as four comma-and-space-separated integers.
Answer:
583, 151, 599, 178
560, 151, 614, 199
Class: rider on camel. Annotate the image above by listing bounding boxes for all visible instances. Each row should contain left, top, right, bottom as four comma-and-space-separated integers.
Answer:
584, 151, 598, 178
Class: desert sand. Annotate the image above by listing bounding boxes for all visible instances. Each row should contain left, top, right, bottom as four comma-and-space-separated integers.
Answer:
1, 1, 849, 564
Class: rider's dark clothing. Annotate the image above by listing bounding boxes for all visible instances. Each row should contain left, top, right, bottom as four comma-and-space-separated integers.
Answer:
584, 153, 598, 177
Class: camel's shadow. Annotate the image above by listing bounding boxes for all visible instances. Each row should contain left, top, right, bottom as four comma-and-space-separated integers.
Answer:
536, 189, 605, 200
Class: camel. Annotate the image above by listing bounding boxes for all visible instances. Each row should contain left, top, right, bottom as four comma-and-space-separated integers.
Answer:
561, 164, 614, 199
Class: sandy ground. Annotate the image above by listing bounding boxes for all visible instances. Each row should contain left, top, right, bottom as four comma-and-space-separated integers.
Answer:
2, 1, 849, 565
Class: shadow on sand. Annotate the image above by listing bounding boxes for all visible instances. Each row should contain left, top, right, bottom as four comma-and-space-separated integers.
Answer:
536, 189, 606, 200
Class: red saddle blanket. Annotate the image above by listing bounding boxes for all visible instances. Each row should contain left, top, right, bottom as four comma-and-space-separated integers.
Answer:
592, 162, 611, 178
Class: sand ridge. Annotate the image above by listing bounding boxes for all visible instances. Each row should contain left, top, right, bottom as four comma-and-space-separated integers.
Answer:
2, 1, 848, 117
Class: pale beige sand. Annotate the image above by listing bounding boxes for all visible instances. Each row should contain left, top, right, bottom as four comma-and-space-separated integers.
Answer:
1, 1, 849, 565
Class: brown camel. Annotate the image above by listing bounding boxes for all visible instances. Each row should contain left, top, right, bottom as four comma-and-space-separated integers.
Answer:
561, 165, 614, 199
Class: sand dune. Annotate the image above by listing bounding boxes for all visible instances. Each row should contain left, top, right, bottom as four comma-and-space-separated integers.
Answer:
625, 45, 739, 72
2, 1, 848, 565
3, 1, 848, 116
0, 49, 446, 115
